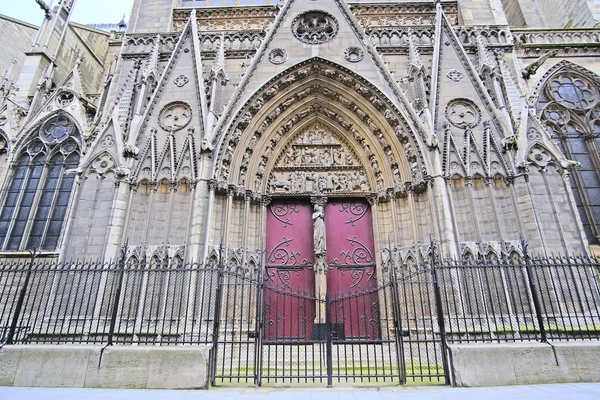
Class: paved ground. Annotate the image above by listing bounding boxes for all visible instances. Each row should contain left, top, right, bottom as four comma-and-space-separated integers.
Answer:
1, 383, 599, 400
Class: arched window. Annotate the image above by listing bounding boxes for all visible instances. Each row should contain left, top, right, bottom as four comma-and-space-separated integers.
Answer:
0, 115, 80, 250
538, 70, 600, 244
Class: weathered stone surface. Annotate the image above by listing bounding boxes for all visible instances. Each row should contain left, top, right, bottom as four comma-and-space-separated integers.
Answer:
12, 345, 91, 388
0, 346, 22, 386
0, 345, 211, 389
449, 342, 600, 387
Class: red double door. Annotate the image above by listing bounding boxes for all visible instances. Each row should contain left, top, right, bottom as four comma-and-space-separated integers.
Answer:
264, 199, 379, 341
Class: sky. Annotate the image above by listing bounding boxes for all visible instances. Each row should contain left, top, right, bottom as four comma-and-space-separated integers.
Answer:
0, 0, 134, 26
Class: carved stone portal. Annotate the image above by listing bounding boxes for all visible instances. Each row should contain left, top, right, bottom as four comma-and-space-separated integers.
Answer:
268, 124, 370, 194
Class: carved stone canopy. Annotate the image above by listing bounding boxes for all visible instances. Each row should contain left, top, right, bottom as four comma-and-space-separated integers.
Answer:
268, 123, 370, 195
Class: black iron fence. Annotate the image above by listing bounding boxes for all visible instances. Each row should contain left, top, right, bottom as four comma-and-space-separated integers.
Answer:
434, 253, 600, 343
0, 242, 599, 387
0, 252, 221, 346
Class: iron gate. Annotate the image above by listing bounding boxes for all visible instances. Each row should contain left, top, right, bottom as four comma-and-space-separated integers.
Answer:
210, 257, 449, 386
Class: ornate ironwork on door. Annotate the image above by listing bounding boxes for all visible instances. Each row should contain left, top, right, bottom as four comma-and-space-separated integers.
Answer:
326, 200, 379, 341
264, 201, 315, 341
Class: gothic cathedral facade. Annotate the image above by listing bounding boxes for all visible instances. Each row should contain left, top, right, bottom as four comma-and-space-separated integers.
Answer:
1, 0, 600, 270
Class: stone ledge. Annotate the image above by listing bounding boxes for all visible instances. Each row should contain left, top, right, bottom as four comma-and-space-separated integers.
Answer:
449, 341, 600, 387
0, 345, 211, 389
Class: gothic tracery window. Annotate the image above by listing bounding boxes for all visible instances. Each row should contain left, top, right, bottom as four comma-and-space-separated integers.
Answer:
538, 70, 600, 243
0, 115, 80, 251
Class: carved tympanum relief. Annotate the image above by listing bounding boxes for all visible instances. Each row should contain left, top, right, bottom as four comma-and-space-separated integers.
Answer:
268, 124, 369, 195
527, 146, 553, 169
292, 11, 339, 45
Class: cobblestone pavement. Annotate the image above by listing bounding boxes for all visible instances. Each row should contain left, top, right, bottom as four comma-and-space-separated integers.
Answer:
1, 383, 599, 400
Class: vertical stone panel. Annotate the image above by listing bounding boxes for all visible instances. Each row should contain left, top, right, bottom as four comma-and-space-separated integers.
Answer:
450, 178, 478, 242
493, 177, 520, 240
472, 177, 496, 241
64, 174, 100, 259
375, 201, 394, 251
414, 193, 435, 243
228, 199, 244, 249
512, 178, 543, 250
86, 174, 116, 257
210, 196, 226, 244
529, 171, 563, 251
169, 181, 192, 246
546, 168, 586, 254
128, 183, 151, 246
395, 197, 415, 247
248, 203, 261, 252
147, 180, 170, 245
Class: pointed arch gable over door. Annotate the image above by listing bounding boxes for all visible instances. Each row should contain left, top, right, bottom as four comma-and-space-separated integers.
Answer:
212, 57, 430, 200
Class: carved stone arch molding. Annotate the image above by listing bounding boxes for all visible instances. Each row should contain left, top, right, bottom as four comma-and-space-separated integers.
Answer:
213, 58, 430, 199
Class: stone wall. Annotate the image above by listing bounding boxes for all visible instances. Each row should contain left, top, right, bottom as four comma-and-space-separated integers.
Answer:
127, 0, 175, 33
0, 15, 37, 77
0, 345, 211, 389
450, 342, 600, 386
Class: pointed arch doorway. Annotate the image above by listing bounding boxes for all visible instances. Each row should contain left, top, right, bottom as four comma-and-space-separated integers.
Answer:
264, 197, 379, 342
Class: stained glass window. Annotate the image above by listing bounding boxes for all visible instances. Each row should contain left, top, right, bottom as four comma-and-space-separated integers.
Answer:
538, 70, 600, 244
0, 116, 80, 251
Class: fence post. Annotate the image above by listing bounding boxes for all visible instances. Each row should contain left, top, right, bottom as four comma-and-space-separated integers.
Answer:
209, 242, 225, 387
325, 291, 333, 388
429, 240, 451, 385
388, 247, 406, 385
5, 248, 39, 345
106, 241, 128, 346
521, 239, 547, 342
254, 254, 265, 388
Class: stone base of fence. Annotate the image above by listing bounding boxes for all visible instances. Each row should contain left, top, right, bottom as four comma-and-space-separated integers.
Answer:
0, 345, 211, 389
449, 341, 600, 387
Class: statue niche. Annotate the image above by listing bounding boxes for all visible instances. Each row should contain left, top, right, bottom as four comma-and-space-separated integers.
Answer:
268, 124, 370, 194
